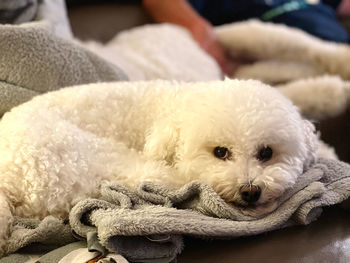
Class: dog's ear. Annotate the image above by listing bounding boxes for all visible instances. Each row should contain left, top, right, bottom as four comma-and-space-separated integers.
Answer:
302, 119, 318, 170
143, 119, 179, 165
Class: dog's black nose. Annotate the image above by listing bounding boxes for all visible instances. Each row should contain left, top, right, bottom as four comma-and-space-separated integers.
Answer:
240, 185, 261, 204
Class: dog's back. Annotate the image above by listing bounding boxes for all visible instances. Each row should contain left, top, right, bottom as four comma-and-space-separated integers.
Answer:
0, 79, 316, 255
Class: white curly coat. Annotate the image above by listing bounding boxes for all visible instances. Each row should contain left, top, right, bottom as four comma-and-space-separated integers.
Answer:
0, 79, 318, 254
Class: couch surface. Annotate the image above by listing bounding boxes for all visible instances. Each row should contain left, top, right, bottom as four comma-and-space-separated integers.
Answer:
67, 1, 350, 262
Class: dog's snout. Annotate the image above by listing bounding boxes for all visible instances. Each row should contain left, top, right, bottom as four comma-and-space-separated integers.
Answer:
240, 185, 261, 204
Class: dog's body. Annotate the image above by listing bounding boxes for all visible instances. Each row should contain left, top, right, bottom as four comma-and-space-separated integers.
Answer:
0, 79, 317, 254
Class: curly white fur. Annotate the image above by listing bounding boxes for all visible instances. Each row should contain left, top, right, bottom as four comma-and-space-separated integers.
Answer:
0, 79, 318, 254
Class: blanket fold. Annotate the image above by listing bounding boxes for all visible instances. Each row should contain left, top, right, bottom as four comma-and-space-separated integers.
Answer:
0, 17, 128, 117
4, 216, 75, 256
0, 0, 39, 24
2, 159, 350, 261
66, 158, 348, 261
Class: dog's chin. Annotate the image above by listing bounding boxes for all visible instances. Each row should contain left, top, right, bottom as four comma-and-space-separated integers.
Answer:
231, 200, 279, 218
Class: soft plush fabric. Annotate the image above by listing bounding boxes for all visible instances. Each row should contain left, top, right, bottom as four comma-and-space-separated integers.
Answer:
0, 241, 130, 263
188, 0, 350, 43
0, 0, 128, 117
83, 24, 222, 82
2, 158, 349, 261
84, 19, 350, 84
0, 22, 127, 117
0, 0, 39, 24
214, 20, 350, 81
83, 22, 350, 120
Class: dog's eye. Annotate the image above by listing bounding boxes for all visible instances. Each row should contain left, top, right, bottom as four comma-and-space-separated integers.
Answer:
257, 146, 273, 162
213, 147, 230, 160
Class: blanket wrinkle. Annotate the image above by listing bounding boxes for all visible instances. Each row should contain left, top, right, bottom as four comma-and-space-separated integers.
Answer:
81, 182, 322, 242
67, 159, 348, 261
293, 159, 350, 224
2, 159, 349, 261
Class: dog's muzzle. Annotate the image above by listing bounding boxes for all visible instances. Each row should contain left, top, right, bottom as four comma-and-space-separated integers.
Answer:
239, 184, 261, 204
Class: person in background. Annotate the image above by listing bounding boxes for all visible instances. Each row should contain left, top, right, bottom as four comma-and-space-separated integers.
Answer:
143, 0, 350, 75
338, 0, 350, 16
143, 0, 238, 76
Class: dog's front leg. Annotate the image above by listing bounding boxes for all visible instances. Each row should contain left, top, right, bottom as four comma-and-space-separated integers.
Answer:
107, 146, 180, 190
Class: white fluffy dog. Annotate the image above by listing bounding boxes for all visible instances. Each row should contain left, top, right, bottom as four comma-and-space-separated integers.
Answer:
0, 79, 317, 253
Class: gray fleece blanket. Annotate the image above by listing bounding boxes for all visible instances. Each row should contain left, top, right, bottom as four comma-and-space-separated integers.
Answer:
0, 0, 39, 24
2, 158, 349, 262
0, 0, 127, 117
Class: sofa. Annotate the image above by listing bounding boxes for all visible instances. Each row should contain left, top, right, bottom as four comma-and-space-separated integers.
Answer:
65, 1, 350, 262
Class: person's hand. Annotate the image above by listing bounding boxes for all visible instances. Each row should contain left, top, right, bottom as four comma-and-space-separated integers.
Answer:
189, 20, 239, 77
143, 0, 240, 77
338, 0, 350, 16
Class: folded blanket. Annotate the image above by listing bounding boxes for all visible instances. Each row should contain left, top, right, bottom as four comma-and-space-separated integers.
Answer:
0, 0, 73, 39
0, 0, 128, 118
0, 22, 127, 117
3, 158, 349, 262
0, 0, 39, 24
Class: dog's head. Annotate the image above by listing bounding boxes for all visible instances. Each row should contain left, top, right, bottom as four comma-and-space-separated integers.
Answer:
144, 79, 317, 217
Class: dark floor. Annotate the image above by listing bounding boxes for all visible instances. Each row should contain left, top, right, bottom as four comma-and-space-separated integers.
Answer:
178, 206, 350, 263
317, 108, 350, 163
